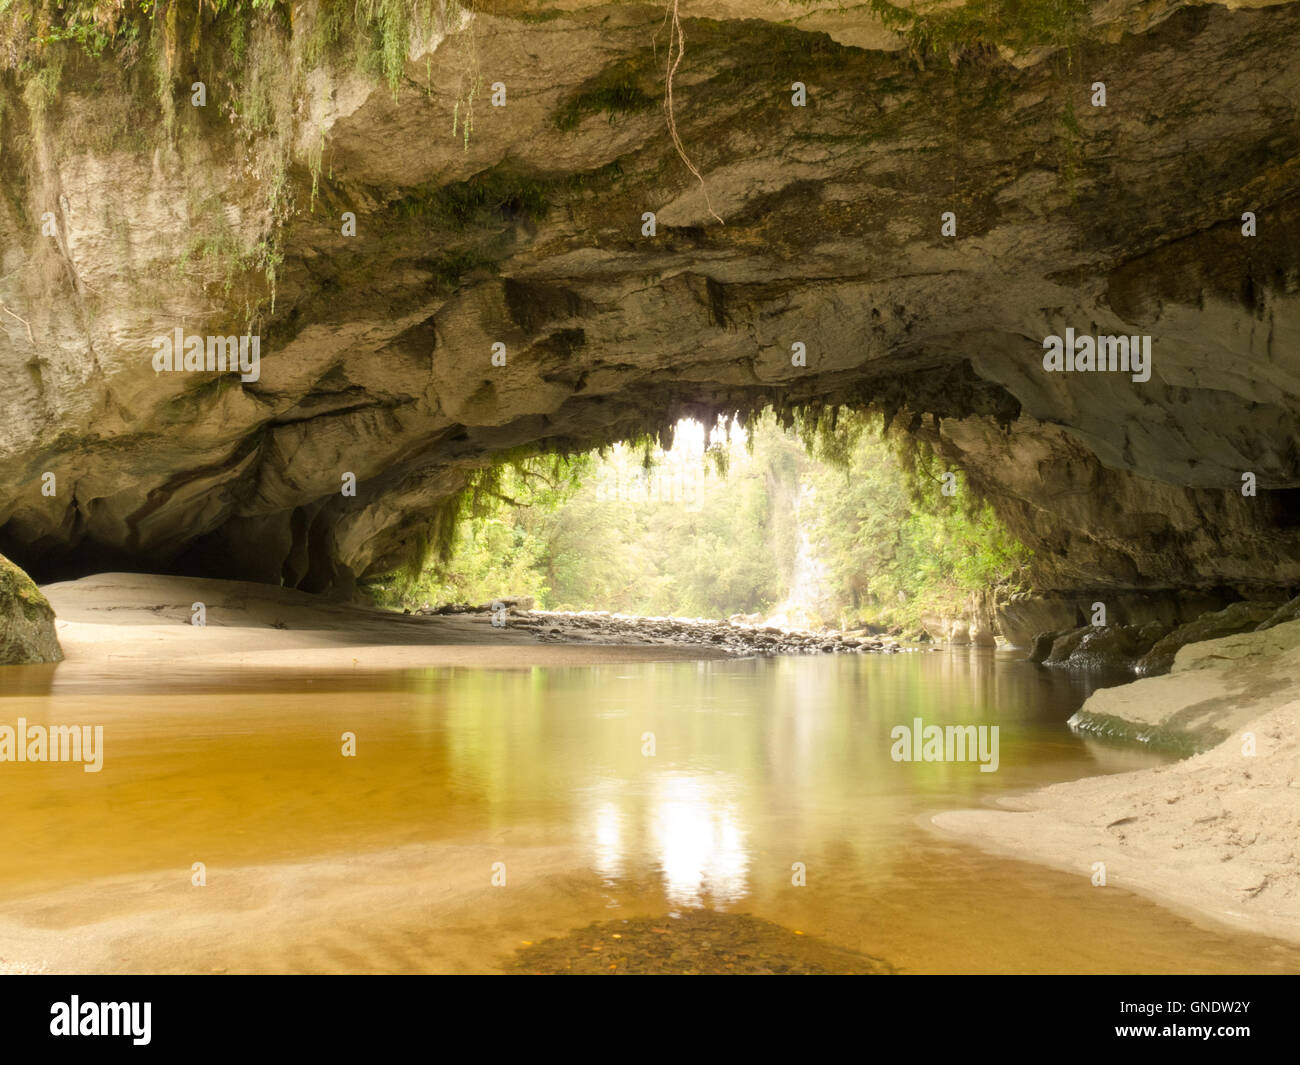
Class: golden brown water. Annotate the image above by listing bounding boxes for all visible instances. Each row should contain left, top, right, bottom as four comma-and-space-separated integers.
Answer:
2, 651, 1298, 974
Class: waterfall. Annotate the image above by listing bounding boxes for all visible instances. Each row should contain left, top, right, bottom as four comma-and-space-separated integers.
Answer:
766, 483, 829, 630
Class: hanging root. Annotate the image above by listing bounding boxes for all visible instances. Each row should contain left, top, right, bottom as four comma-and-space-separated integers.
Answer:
665, 0, 724, 225
0, 301, 34, 345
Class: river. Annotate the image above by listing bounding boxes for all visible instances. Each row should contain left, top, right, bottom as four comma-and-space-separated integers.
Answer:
2, 650, 1298, 973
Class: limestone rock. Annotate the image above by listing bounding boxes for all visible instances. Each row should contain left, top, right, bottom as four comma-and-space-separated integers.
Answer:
0, 2, 1298, 605
1027, 629, 1063, 665
1172, 617, 1300, 674
0, 554, 63, 665
1043, 626, 1092, 665
948, 619, 972, 646
1255, 593, 1300, 632
480, 595, 536, 612
1069, 618, 1300, 751
1134, 600, 1282, 676
1044, 621, 1169, 670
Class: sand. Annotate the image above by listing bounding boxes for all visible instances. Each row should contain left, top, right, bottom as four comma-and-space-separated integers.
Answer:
0, 834, 612, 975
933, 638, 1300, 945
32, 572, 730, 677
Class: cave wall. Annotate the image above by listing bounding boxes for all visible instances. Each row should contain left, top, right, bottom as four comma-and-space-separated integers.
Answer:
1, 0, 1298, 603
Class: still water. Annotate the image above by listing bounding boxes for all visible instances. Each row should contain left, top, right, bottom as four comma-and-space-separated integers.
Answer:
2, 651, 1298, 973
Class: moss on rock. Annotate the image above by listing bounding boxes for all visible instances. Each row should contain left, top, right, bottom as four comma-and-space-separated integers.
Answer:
0, 553, 63, 665
1066, 708, 1221, 755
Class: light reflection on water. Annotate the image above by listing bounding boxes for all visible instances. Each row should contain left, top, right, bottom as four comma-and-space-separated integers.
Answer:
585, 770, 749, 906
1, 650, 1298, 973
649, 773, 748, 907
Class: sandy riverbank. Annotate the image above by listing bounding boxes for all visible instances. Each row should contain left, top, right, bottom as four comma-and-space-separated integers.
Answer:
30, 572, 732, 677
934, 621, 1300, 946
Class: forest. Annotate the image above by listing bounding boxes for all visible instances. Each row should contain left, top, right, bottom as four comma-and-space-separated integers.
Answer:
369, 409, 1033, 631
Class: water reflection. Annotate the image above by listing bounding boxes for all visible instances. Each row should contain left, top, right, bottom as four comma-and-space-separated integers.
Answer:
0, 651, 1160, 896
591, 799, 624, 881
649, 773, 748, 906
3, 649, 1297, 973
585, 772, 749, 904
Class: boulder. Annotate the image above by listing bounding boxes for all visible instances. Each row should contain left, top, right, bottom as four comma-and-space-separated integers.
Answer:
998, 597, 1081, 651
1055, 621, 1170, 670
1135, 600, 1282, 677
1069, 618, 1300, 751
1042, 626, 1092, 665
1174, 616, 1300, 673
0, 554, 63, 665
1027, 630, 1063, 664
479, 595, 536, 612
1255, 593, 1300, 632
1042, 622, 1170, 670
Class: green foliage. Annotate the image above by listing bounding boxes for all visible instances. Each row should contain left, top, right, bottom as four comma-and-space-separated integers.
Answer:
369, 451, 592, 608
371, 408, 1032, 629
396, 166, 551, 228
804, 411, 1032, 629
554, 60, 658, 132
862, 0, 1090, 61
541, 443, 784, 617
1, 1, 460, 91
427, 248, 495, 290
789, 404, 861, 470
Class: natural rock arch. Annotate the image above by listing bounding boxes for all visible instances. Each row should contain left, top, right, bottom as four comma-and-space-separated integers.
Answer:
1, 0, 1298, 619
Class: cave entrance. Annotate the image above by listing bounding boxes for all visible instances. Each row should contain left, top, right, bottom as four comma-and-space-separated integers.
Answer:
364, 406, 1031, 639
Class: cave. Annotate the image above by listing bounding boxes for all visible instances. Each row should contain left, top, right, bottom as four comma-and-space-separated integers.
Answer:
1, 0, 1299, 992
0, 0, 1295, 623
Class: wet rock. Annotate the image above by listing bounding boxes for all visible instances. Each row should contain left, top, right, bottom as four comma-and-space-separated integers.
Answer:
494, 607, 897, 657
1069, 617, 1300, 752
998, 596, 1080, 650
0, 554, 63, 665
1043, 626, 1093, 665
1027, 629, 1063, 664
1057, 621, 1170, 670
999, 591, 1241, 650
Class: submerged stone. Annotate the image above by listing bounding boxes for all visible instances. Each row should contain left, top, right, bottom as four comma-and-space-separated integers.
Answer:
510, 911, 895, 975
